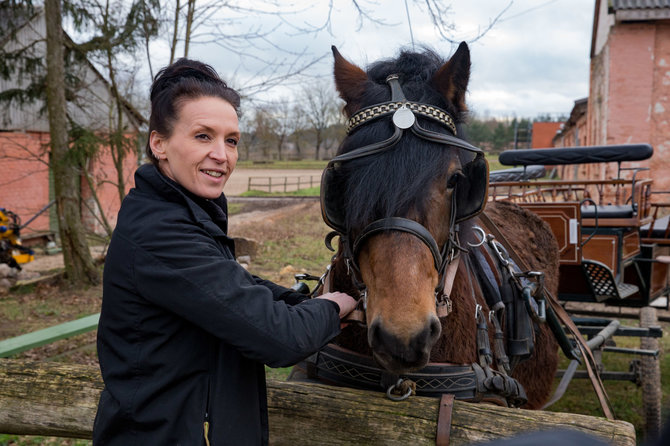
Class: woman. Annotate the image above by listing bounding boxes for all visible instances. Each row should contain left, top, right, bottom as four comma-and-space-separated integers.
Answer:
93, 59, 356, 445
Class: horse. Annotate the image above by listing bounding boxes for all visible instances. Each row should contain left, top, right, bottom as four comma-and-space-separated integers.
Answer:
300, 42, 560, 410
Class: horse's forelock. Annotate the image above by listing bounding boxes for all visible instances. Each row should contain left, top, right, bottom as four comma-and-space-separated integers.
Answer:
360, 49, 458, 117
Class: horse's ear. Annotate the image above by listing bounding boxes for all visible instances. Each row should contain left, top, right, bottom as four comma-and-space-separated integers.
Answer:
432, 41, 471, 111
332, 45, 368, 116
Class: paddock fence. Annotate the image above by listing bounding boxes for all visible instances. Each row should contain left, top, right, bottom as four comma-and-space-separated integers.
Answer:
247, 175, 320, 193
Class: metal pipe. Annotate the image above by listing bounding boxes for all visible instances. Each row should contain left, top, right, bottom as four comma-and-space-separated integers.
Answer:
542, 359, 579, 409
602, 346, 659, 357
586, 319, 620, 350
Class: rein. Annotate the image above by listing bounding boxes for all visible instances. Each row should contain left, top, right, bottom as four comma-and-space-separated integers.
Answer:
477, 213, 615, 420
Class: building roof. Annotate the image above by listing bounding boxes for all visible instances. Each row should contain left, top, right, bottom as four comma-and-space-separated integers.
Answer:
551, 98, 588, 145
611, 0, 670, 9
0, 6, 146, 133
610, 0, 670, 20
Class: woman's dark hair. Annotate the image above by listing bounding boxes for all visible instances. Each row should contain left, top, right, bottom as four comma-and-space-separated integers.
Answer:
145, 58, 241, 165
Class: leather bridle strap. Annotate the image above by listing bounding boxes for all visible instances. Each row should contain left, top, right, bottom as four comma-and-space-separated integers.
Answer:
353, 217, 443, 271
436, 393, 455, 446
478, 212, 615, 420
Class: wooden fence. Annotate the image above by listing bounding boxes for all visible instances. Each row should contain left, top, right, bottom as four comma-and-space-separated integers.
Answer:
0, 359, 636, 444
247, 175, 320, 193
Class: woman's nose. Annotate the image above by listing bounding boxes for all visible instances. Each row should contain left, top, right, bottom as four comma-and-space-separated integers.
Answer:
209, 140, 228, 162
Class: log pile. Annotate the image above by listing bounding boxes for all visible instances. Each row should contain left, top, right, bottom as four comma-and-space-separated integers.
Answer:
0, 359, 635, 445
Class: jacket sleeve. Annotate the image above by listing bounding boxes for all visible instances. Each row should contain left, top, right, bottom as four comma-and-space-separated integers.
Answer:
253, 276, 310, 305
124, 226, 341, 368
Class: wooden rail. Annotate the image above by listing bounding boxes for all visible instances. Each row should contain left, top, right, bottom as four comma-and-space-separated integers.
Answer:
0, 360, 636, 444
247, 175, 320, 193
0, 314, 99, 358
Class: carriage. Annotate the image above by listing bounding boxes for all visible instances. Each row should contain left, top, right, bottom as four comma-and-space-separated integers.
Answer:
490, 143, 665, 435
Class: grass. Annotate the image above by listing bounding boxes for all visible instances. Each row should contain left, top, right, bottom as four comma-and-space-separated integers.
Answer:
0, 436, 90, 445
241, 186, 320, 197
228, 202, 333, 285
547, 325, 670, 442
227, 202, 244, 215
486, 153, 504, 172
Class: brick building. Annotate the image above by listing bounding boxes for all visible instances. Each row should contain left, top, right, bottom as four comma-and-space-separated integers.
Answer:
586, 0, 670, 187
0, 8, 145, 237
531, 121, 563, 149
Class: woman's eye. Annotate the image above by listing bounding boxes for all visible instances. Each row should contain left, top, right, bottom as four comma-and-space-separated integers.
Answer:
227, 138, 239, 146
196, 133, 210, 141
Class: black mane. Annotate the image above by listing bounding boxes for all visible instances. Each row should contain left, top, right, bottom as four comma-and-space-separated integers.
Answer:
335, 48, 468, 234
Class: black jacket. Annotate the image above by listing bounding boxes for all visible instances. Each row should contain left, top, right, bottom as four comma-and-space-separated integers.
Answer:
93, 164, 340, 445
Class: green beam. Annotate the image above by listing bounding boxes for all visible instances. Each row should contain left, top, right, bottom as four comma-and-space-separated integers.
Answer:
0, 313, 100, 358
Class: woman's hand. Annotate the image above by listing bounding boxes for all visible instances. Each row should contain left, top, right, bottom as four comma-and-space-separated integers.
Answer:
316, 292, 357, 319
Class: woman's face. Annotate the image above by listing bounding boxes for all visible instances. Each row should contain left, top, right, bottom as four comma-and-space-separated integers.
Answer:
150, 96, 240, 199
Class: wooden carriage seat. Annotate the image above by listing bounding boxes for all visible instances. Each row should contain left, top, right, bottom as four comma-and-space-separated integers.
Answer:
581, 204, 634, 219
641, 215, 670, 243
580, 203, 650, 228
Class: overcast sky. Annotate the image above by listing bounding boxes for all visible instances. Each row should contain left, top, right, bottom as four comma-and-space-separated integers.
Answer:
159, 0, 596, 120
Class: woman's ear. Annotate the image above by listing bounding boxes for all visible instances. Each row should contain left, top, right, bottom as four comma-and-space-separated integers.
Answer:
149, 131, 167, 160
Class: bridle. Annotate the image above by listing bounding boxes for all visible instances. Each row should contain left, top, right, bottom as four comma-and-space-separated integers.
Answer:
320, 74, 489, 318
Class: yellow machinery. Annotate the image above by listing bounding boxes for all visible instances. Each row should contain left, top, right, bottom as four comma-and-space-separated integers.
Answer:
0, 207, 34, 269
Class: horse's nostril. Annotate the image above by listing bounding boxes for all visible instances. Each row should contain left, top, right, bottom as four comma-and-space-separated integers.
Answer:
429, 316, 442, 342
368, 319, 382, 348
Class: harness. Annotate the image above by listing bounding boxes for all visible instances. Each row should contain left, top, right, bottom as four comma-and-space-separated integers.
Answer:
309, 74, 549, 408
302, 223, 544, 409
311, 73, 614, 420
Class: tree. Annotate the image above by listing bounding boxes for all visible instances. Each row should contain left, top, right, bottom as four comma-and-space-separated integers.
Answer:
45, 0, 99, 285
67, 0, 156, 204
157, 1, 326, 97
464, 119, 494, 150
269, 99, 293, 161
0, 1, 149, 286
242, 106, 275, 160
289, 103, 308, 159
301, 81, 342, 160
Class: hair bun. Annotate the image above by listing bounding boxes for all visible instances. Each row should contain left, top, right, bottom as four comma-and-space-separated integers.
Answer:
151, 59, 224, 101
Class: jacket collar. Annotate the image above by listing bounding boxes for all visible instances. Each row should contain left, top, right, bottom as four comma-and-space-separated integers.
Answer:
134, 164, 229, 238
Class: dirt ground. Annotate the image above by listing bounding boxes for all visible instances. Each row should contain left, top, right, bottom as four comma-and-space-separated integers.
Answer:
224, 168, 323, 195
19, 199, 306, 276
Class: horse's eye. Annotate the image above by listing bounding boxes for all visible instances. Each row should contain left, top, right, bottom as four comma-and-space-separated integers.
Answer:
446, 172, 464, 189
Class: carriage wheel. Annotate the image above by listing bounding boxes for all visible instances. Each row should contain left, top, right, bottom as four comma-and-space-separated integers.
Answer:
639, 306, 661, 439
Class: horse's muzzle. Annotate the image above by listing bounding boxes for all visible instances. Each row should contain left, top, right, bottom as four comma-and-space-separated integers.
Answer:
368, 315, 442, 373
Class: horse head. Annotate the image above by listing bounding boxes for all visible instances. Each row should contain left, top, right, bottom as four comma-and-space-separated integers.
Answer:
322, 43, 489, 374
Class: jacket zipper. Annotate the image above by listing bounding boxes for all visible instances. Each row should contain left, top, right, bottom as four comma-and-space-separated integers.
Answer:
204, 416, 211, 446
204, 378, 212, 446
